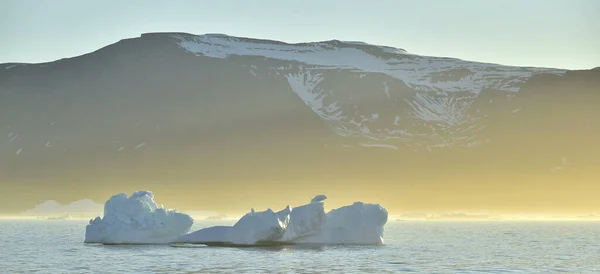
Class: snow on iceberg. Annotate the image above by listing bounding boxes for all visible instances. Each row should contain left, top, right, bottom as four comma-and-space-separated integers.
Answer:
84, 191, 193, 244
174, 195, 388, 246
281, 198, 326, 242
176, 206, 291, 245
227, 207, 289, 245
293, 202, 389, 244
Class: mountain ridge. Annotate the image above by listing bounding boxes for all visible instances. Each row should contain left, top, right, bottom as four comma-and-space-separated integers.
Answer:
2, 32, 578, 70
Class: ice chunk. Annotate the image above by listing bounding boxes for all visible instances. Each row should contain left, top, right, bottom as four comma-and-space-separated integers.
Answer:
175, 226, 232, 243
174, 195, 388, 245
227, 208, 288, 245
295, 202, 389, 244
310, 194, 327, 203
84, 191, 193, 244
174, 206, 290, 245
281, 201, 326, 242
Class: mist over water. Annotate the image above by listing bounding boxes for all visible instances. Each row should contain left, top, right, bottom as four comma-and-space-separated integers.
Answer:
1, 220, 598, 273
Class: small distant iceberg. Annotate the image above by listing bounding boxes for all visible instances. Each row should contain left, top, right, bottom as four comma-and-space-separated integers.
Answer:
174, 194, 388, 246
36, 214, 73, 220
84, 191, 193, 244
204, 214, 231, 221
47, 214, 73, 220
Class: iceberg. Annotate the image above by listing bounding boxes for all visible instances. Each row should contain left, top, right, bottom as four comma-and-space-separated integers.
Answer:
174, 195, 388, 245
176, 206, 292, 246
226, 207, 288, 245
84, 191, 193, 244
292, 202, 389, 244
280, 198, 326, 242
175, 226, 233, 244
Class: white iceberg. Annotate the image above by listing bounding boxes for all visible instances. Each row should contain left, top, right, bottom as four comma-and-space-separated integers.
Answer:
226, 207, 289, 245
175, 226, 233, 244
280, 198, 326, 242
176, 206, 291, 246
84, 191, 193, 244
174, 195, 388, 246
292, 202, 389, 244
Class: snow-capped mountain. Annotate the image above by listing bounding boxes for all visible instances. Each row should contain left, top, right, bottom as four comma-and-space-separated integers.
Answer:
22, 198, 103, 217
0, 32, 598, 212
170, 33, 568, 150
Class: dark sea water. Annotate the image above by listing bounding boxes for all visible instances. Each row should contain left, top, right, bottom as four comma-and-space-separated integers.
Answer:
1, 220, 599, 273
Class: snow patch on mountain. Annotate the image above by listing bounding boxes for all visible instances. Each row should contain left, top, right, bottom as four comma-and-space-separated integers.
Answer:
286, 71, 342, 122
169, 33, 568, 150
172, 33, 566, 95
405, 92, 476, 126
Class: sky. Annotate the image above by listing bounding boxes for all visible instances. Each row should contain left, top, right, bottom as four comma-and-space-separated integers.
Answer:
1, 0, 599, 69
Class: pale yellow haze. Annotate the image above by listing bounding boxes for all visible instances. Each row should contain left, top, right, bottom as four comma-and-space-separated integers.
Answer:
2, 90, 600, 216
1, 1, 599, 218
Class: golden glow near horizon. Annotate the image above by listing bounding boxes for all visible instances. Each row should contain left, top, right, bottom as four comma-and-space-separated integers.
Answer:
2, 214, 599, 222
2, 164, 599, 217
5, 173, 600, 222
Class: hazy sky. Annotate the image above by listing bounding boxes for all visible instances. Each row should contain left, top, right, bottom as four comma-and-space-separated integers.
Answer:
1, 0, 598, 69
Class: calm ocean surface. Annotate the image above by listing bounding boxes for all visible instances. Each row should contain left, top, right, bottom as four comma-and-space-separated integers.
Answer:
1, 220, 599, 273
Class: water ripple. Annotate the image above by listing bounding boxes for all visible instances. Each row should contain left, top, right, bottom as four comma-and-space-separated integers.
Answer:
1, 220, 599, 273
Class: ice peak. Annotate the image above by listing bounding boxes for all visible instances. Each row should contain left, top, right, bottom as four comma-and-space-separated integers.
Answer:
311, 194, 328, 204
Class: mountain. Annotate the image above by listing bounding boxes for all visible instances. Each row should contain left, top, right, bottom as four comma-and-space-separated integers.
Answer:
1, 33, 599, 213
22, 198, 103, 217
